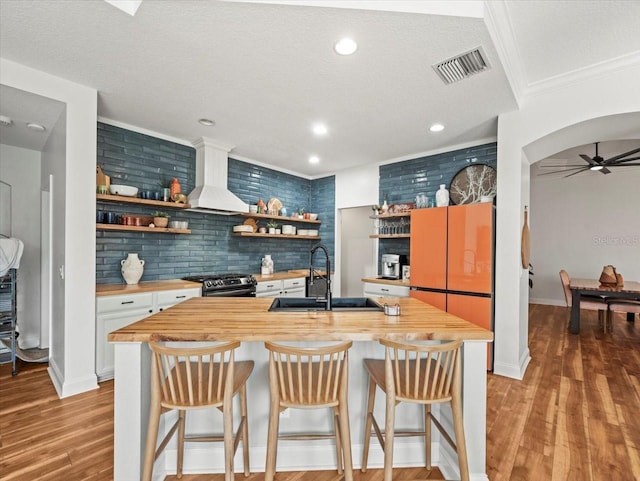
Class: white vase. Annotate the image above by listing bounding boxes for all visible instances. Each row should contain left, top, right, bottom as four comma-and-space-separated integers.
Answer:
435, 184, 449, 207
121, 253, 145, 285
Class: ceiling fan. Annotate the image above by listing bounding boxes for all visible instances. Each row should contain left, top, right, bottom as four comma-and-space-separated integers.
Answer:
539, 142, 640, 177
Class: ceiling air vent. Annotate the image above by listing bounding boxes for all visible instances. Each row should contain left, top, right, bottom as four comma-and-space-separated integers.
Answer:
433, 47, 490, 85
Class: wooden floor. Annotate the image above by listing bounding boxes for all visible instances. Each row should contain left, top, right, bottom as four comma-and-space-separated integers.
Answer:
1, 304, 639, 480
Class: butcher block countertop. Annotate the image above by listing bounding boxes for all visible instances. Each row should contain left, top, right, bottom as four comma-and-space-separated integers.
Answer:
108, 296, 493, 343
361, 277, 411, 286
96, 279, 201, 296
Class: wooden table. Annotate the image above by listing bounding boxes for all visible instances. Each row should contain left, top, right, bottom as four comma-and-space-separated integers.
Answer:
108, 296, 492, 480
569, 278, 640, 334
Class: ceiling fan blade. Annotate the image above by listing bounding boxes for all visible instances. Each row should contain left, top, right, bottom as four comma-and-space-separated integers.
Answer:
606, 162, 640, 167
537, 166, 589, 176
564, 167, 591, 178
600, 167, 611, 174
579, 154, 597, 165
602, 147, 640, 164
611, 155, 640, 164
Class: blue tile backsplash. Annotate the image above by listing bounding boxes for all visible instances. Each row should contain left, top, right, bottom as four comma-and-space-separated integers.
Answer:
96, 121, 494, 284
378, 142, 497, 260
96, 123, 335, 284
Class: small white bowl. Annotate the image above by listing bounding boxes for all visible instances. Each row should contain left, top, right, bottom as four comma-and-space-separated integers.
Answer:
109, 184, 138, 197
308, 213, 318, 220
169, 220, 189, 229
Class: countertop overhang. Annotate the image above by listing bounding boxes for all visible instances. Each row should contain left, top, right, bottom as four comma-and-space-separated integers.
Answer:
108, 296, 493, 343
361, 277, 410, 286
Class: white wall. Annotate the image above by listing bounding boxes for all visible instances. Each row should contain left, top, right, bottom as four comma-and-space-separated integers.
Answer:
493, 63, 640, 379
529, 167, 640, 305
340, 206, 376, 297
334, 165, 380, 296
1, 58, 98, 397
0, 143, 42, 348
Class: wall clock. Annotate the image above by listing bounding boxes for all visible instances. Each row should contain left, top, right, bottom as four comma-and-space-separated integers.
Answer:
449, 164, 497, 205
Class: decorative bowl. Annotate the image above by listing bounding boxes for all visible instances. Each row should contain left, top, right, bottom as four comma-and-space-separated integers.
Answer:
308, 213, 318, 220
109, 184, 138, 197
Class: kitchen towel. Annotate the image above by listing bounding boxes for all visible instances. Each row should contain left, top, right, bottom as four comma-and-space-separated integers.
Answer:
0, 237, 24, 277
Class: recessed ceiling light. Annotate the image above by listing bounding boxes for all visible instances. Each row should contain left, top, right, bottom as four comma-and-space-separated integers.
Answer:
309, 156, 320, 164
27, 122, 46, 132
334, 37, 358, 56
312, 124, 328, 136
198, 118, 215, 126
590, 165, 604, 171
429, 123, 445, 133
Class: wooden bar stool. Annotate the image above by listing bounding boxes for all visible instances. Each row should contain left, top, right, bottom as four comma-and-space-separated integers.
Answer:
361, 338, 469, 481
264, 341, 354, 481
142, 341, 254, 481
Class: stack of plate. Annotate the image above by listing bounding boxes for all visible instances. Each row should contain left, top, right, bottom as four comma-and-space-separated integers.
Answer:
233, 225, 253, 233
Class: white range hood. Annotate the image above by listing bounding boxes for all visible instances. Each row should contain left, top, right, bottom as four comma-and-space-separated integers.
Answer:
187, 137, 248, 215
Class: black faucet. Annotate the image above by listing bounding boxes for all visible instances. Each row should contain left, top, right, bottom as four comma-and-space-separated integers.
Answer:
309, 243, 332, 311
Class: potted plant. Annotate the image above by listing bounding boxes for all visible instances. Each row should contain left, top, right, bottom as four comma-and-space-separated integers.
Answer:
267, 219, 278, 234
153, 211, 170, 228
297, 207, 305, 219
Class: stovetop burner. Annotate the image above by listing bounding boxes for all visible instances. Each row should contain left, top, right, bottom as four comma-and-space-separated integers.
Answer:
182, 273, 253, 283
182, 273, 257, 295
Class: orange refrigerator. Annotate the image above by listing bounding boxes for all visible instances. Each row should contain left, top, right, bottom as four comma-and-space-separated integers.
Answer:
410, 202, 494, 369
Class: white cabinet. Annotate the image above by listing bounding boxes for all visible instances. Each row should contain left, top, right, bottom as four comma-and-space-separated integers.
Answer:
256, 280, 283, 297
282, 277, 305, 297
96, 287, 200, 381
256, 277, 306, 297
363, 282, 410, 298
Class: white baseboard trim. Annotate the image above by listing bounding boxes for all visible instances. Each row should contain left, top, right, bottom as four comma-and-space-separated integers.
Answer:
47, 360, 98, 398
159, 440, 467, 477
529, 298, 565, 306
493, 347, 531, 380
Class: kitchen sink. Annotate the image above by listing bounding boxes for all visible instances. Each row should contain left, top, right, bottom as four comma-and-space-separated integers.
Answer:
268, 297, 384, 312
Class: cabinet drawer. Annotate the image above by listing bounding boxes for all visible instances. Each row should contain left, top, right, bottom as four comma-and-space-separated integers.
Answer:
156, 288, 201, 309
363, 282, 410, 298
97, 293, 154, 315
256, 280, 283, 294
283, 277, 305, 290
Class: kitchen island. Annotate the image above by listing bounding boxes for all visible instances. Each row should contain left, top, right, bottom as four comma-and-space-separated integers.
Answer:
109, 296, 493, 480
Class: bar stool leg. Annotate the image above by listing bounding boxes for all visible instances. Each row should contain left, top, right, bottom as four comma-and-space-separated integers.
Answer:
424, 404, 432, 469
333, 407, 343, 474
142, 365, 162, 481
361, 377, 376, 472
265, 362, 280, 481
177, 410, 186, 477
383, 392, 395, 481
338, 372, 354, 481
240, 384, 250, 476
451, 366, 470, 481
223, 402, 234, 481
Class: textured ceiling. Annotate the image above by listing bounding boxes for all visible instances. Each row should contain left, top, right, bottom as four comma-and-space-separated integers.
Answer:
1, 0, 639, 176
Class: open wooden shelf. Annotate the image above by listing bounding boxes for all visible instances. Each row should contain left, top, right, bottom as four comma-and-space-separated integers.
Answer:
232, 232, 320, 240
239, 213, 321, 224
97, 194, 191, 209
369, 212, 411, 219
369, 234, 411, 239
97, 223, 191, 234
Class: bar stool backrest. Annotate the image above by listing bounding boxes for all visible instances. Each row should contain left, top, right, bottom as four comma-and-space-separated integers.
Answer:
265, 341, 353, 408
148, 340, 241, 410
380, 338, 462, 404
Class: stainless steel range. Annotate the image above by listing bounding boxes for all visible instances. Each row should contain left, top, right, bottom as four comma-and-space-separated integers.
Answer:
182, 273, 257, 297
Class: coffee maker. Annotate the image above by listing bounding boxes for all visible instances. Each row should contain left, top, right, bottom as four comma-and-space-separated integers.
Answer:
380, 254, 408, 280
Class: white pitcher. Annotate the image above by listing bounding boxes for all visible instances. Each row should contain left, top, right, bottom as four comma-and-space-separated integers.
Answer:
121, 253, 145, 285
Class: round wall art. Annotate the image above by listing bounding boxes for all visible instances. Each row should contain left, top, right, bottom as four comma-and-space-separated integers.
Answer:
449, 164, 497, 205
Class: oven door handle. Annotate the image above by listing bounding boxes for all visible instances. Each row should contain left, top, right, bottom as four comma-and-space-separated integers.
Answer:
204, 286, 256, 297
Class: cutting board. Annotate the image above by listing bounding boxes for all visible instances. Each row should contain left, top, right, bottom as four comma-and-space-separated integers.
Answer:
96, 166, 110, 186
521, 208, 530, 268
